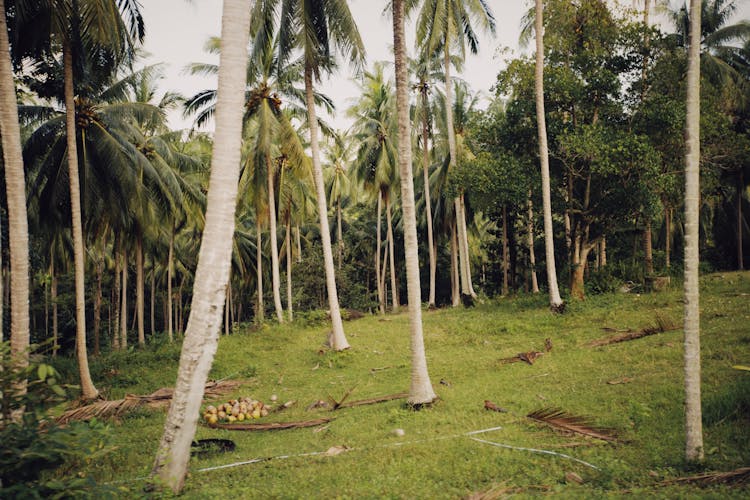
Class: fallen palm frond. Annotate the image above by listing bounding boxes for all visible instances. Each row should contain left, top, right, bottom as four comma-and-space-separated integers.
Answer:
212, 417, 333, 431
658, 467, 750, 487
56, 380, 241, 424
526, 408, 619, 443
335, 392, 409, 410
589, 314, 679, 347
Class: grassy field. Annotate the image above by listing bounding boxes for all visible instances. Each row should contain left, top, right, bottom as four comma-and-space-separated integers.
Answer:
61, 271, 750, 498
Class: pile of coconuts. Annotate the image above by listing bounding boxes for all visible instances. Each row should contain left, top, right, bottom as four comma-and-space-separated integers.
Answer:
203, 397, 270, 426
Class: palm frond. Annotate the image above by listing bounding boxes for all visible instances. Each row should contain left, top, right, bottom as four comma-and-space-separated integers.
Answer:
526, 408, 619, 442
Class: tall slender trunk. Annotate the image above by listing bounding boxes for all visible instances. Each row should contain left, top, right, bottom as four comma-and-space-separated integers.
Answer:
121, 248, 128, 350
527, 191, 539, 293
337, 198, 343, 271
295, 224, 302, 262
644, 219, 654, 275
502, 204, 509, 296
535, 0, 564, 311
93, 243, 104, 356
286, 215, 293, 321
683, 0, 703, 463
256, 223, 264, 323
150, 259, 156, 338
600, 236, 607, 267
167, 223, 174, 342
0, 0, 31, 394
63, 41, 97, 399
267, 160, 284, 323
376, 192, 385, 314
51, 257, 58, 357
450, 220, 460, 307
461, 194, 476, 296
393, 0, 436, 405
738, 170, 744, 270
113, 245, 121, 350
386, 193, 399, 313
152, 2, 252, 490
136, 234, 145, 346
224, 282, 230, 335
420, 86, 436, 307
304, 65, 349, 350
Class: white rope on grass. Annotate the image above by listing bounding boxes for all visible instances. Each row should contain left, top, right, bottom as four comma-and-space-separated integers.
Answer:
470, 437, 601, 470
195, 425, 505, 473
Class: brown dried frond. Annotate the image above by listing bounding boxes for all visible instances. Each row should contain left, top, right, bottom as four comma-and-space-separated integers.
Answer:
658, 467, 750, 487
527, 407, 619, 442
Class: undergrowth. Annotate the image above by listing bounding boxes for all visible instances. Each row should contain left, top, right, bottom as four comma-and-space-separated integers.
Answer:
45, 271, 750, 498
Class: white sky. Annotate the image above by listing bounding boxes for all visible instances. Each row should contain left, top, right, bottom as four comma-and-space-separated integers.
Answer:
140, 0, 527, 132
140, 0, 750, 133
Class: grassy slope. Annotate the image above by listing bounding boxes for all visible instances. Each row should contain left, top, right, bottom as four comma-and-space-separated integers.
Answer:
79, 272, 750, 498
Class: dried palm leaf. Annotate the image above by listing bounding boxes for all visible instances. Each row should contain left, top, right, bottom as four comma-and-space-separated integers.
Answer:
659, 467, 750, 487
212, 417, 333, 431
56, 379, 242, 424
526, 407, 619, 443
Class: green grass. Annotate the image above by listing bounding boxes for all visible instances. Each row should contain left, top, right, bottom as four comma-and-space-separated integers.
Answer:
64, 272, 750, 498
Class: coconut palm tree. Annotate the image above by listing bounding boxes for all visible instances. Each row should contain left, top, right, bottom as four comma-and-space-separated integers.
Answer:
683, 0, 704, 464
0, 0, 31, 400
413, 0, 495, 301
349, 64, 400, 313
13, 0, 144, 399
392, 0, 437, 405
151, 0, 252, 492
411, 52, 442, 308
325, 131, 353, 271
274, 0, 365, 349
534, 0, 564, 311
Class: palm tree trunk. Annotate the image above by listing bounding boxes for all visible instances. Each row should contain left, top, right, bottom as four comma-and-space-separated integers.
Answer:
386, 193, 399, 313
376, 191, 385, 314
168, 222, 174, 342
683, 0, 703, 463
51, 257, 58, 357
527, 191, 539, 293
502, 204, 509, 296
256, 223, 264, 323
460, 194, 476, 296
304, 65, 349, 350
225, 283, 230, 335
738, 170, 744, 270
113, 245, 121, 350
535, 0, 564, 311
644, 220, 654, 276
152, 1, 252, 491
421, 88, 436, 307
0, 0, 31, 395
267, 160, 284, 323
450, 220, 460, 306
63, 41, 97, 399
296, 224, 302, 262
136, 234, 145, 346
120, 247, 128, 350
286, 215, 293, 322
600, 236, 607, 267
443, 39, 470, 299
93, 244, 104, 356
393, 0, 436, 405
150, 259, 156, 338
337, 199, 343, 271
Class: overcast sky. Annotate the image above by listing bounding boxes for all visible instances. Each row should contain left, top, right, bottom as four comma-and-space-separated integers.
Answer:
140, 0, 750, 133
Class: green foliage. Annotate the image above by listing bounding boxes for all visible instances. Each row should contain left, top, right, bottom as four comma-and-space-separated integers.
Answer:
585, 267, 623, 295
0, 343, 115, 498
